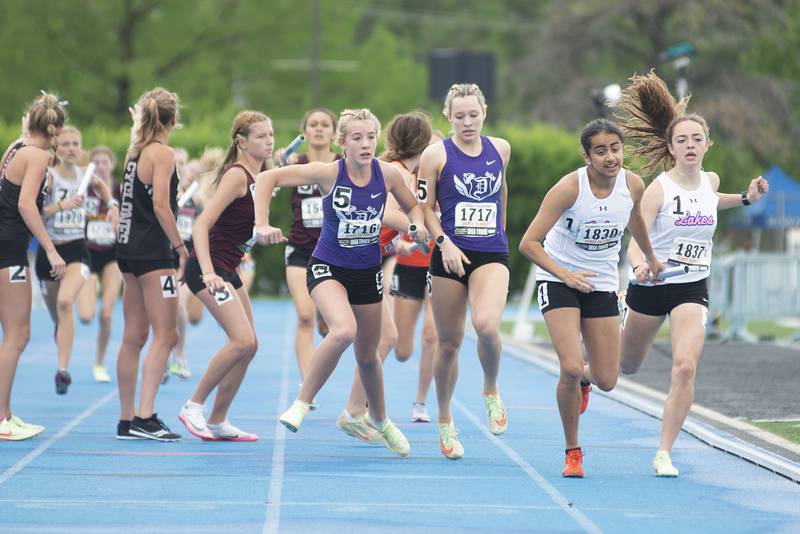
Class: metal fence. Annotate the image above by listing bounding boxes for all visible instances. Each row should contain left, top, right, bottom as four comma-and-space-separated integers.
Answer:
709, 252, 800, 341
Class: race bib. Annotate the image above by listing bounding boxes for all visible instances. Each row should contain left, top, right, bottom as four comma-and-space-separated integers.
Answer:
86, 220, 116, 245
337, 218, 381, 248
668, 237, 712, 270
177, 214, 194, 241
454, 202, 496, 237
54, 208, 85, 230
575, 222, 622, 251
301, 197, 323, 228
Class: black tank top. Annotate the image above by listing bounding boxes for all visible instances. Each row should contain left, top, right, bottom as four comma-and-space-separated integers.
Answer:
116, 153, 179, 260
0, 142, 46, 245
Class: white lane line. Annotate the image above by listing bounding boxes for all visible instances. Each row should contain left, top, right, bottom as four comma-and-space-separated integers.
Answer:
0, 389, 117, 486
262, 317, 293, 534
453, 398, 603, 534
502, 337, 800, 482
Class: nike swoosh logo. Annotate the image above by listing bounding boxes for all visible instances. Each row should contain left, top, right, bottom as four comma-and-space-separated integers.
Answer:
0, 431, 12, 437
486, 160, 496, 165
495, 414, 507, 427
440, 441, 453, 455
370, 193, 382, 199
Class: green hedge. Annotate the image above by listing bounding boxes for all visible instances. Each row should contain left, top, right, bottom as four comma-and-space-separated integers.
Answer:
1, 120, 762, 294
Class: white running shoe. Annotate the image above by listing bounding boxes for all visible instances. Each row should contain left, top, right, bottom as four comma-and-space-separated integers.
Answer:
8, 415, 45, 437
336, 411, 384, 444
653, 450, 679, 477
92, 365, 112, 383
411, 402, 430, 423
0, 418, 40, 441
178, 400, 212, 439
439, 421, 464, 460
484, 394, 508, 435
367, 418, 410, 457
206, 420, 258, 442
279, 400, 311, 433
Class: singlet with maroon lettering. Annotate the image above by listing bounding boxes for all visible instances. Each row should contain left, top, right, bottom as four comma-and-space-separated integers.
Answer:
312, 158, 386, 268
288, 153, 342, 250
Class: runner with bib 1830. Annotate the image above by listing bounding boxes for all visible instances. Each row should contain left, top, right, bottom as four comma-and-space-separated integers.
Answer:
519, 118, 663, 478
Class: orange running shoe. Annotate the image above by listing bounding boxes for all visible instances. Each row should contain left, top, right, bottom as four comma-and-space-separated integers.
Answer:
562, 448, 584, 478
579, 382, 592, 415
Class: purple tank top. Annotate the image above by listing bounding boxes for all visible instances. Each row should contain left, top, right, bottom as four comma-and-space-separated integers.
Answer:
312, 158, 386, 268
438, 136, 507, 253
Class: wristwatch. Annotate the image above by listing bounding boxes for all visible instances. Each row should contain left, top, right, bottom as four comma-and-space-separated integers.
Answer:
107, 198, 120, 209
436, 234, 448, 247
741, 191, 751, 206
408, 223, 418, 234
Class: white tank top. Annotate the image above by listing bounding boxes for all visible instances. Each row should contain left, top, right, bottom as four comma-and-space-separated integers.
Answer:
537, 166, 633, 292
639, 171, 718, 284
44, 165, 87, 242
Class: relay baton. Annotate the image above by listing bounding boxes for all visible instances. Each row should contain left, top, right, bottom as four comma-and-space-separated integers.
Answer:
280, 134, 306, 165
178, 181, 199, 208
75, 163, 96, 196
631, 265, 690, 285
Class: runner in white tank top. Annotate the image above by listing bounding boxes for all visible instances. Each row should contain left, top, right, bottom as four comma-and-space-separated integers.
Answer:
616, 70, 769, 478
520, 119, 662, 478
36, 127, 118, 396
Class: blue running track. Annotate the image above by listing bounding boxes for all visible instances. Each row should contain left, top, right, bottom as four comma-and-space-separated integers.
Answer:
2, 299, 800, 533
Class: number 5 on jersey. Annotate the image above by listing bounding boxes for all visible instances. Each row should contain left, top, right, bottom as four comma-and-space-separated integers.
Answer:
161, 275, 178, 298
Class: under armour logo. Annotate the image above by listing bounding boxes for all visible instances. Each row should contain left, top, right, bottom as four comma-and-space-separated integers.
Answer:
598, 206, 608, 211
689, 198, 698, 203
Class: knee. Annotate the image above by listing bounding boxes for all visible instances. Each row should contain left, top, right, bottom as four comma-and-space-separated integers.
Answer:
6, 326, 30, 353
422, 323, 438, 347
56, 297, 73, 316
594, 374, 618, 392
78, 314, 93, 325
356, 350, 379, 369
471, 314, 499, 339
559, 363, 584, 384
156, 328, 178, 350
328, 326, 355, 349
123, 330, 148, 350
437, 339, 461, 361
619, 358, 639, 376
100, 309, 113, 324
672, 359, 697, 385
296, 311, 314, 331
232, 334, 258, 361
394, 342, 412, 362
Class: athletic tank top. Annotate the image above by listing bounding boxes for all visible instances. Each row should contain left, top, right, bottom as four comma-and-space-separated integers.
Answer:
44, 165, 87, 242
116, 154, 179, 261
85, 180, 121, 251
288, 153, 342, 250
397, 171, 434, 268
312, 158, 386, 268
203, 163, 256, 272
537, 166, 633, 292
643, 171, 718, 284
0, 142, 46, 245
178, 198, 200, 243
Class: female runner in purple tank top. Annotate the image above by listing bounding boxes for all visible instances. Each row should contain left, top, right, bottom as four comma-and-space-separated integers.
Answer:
277, 108, 340, 382
0, 94, 66, 440
177, 111, 273, 442
418, 84, 511, 460
254, 109, 429, 457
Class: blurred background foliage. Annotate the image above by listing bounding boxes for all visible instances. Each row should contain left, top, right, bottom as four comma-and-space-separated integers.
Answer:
1, 0, 796, 293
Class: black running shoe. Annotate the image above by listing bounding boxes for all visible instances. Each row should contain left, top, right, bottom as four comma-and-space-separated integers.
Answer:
129, 414, 181, 441
116, 420, 145, 440
55, 370, 71, 395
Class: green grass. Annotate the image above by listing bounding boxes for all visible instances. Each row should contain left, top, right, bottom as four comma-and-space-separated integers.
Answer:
748, 420, 800, 445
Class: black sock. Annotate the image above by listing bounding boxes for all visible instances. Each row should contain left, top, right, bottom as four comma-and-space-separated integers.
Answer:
565, 447, 582, 455
580, 379, 590, 386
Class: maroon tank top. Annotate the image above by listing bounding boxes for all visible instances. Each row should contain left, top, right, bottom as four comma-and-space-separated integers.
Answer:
202, 163, 255, 272
287, 153, 342, 250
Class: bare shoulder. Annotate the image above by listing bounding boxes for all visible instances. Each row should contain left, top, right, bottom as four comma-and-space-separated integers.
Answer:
706, 170, 721, 191
141, 142, 175, 163
624, 169, 645, 196
420, 141, 446, 162
549, 171, 580, 207
487, 136, 511, 156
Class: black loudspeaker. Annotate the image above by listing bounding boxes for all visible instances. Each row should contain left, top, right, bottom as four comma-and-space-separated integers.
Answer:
428, 49, 495, 104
